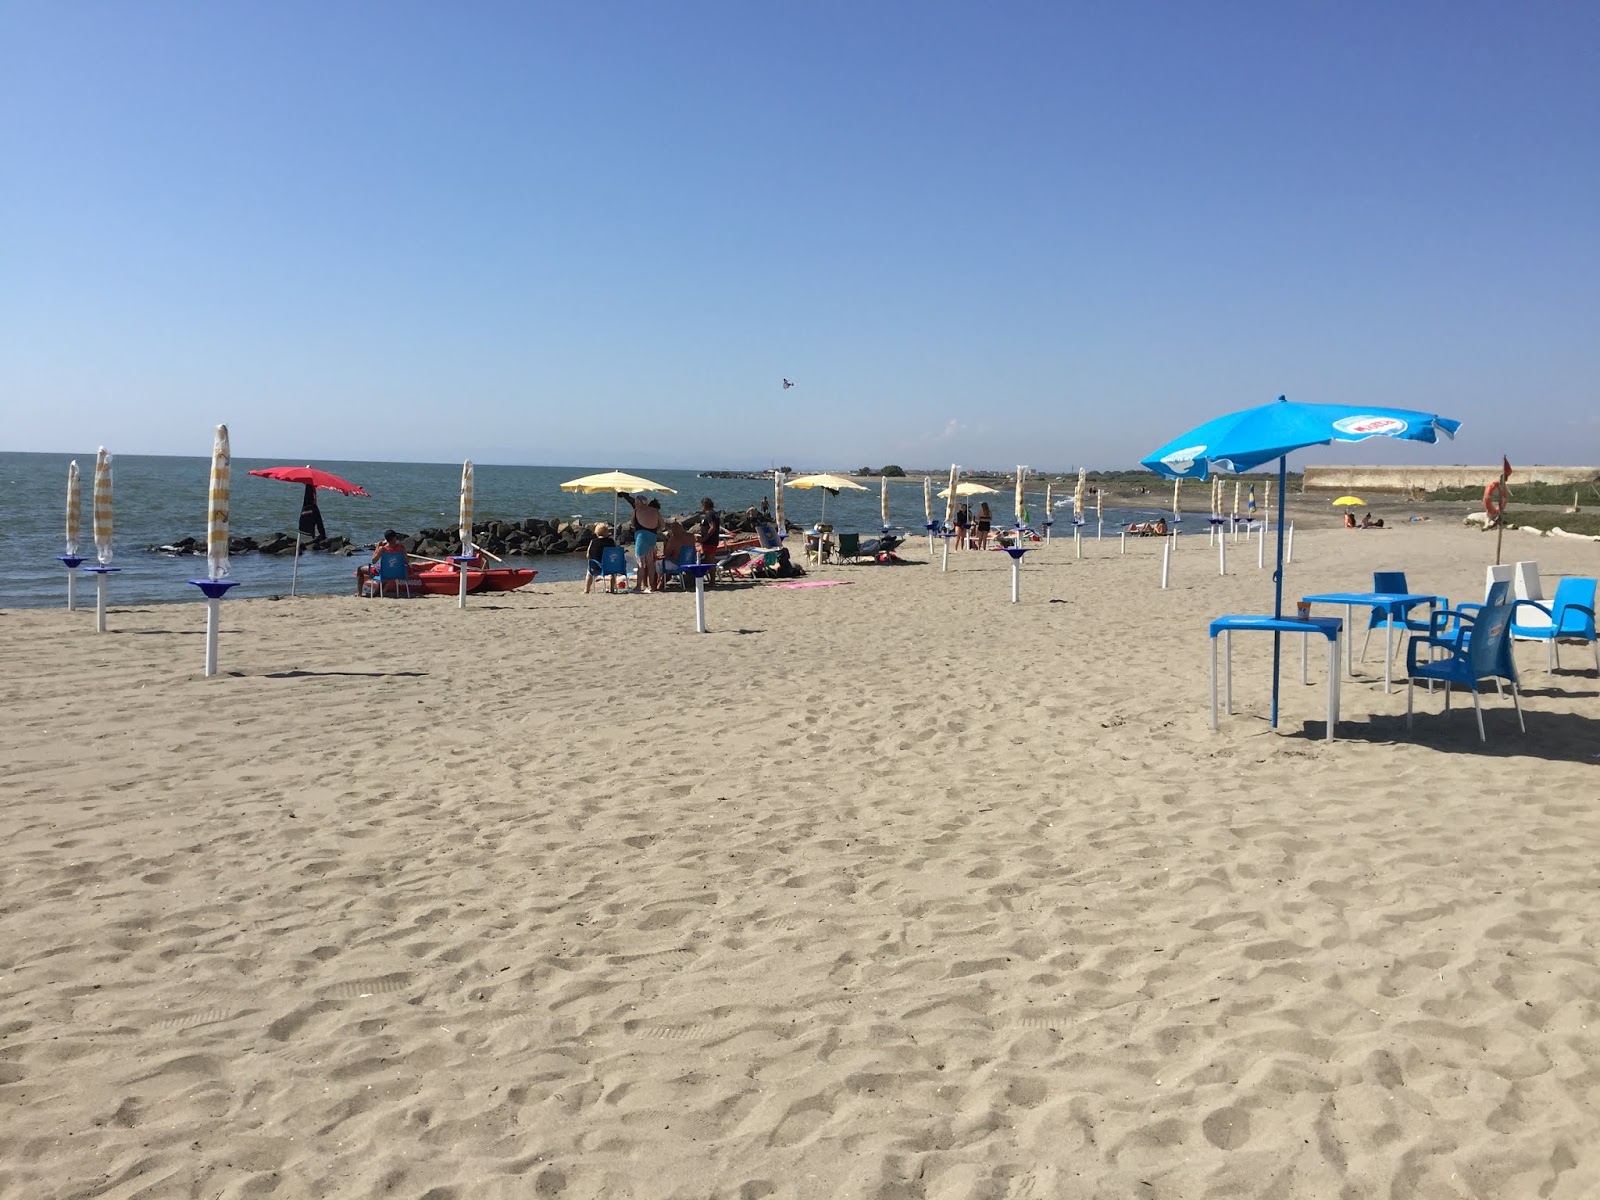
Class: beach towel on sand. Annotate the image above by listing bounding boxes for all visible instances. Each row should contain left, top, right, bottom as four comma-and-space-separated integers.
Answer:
763, 580, 854, 589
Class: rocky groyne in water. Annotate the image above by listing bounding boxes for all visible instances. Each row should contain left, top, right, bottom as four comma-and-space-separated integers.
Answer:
148, 508, 789, 558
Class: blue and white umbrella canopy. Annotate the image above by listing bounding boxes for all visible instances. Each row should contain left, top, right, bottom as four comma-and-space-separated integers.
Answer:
1142, 398, 1461, 480
1142, 396, 1461, 730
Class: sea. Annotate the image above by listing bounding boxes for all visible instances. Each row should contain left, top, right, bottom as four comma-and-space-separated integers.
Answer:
0, 452, 1191, 609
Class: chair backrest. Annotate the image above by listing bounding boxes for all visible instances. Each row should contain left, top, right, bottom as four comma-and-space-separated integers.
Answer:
598, 545, 627, 576
1550, 577, 1597, 637
1373, 570, 1408, 595
1465, 600, 1517, 682
377, 550, 410, 581
1483, 579, 1511, 608
1484, 563, 1513, 600
661, 544, 695, 572
837, 532, 860, 555
1513, 560, 1543, 602
757, 524, 782, 549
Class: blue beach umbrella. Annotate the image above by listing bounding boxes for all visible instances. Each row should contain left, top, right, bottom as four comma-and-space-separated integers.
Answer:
1141, 396, 1461, 729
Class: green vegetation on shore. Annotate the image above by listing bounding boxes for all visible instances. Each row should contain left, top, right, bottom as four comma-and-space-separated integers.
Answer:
1428, 478, 1600, 506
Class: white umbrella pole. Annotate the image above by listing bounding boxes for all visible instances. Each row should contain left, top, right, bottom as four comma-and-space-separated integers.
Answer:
1161, 537, 1171, 589
290, 531, 302, 596
1120, 531, 1127, 555
67, 570, 77, 611
694, 575, 707, 633
1074, 527, 1082, 559
941, 537, 950, 573
1218, 528, 1226, 575
1287, 521, 1296, 564
1011, 554, 1021, 604
1257, 523, 1265, 570
205, 597, 222, 676
95, 571, 109, 632
459, 561, 469, 608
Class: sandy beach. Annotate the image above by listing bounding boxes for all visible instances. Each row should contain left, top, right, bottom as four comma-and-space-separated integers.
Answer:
2, 521, 1597, 1199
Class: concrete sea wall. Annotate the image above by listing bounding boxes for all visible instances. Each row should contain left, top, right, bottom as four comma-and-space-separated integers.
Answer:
1303, 465, 1599, 492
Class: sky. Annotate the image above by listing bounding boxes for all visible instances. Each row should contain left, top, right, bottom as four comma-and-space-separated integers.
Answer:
2, 2, 1596, 472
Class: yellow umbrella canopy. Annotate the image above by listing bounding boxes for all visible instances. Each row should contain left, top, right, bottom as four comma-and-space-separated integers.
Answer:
561, 469, 678, 527
559, 470, 678, 495
786, 473, 866, 524
935, 481, 999, 498
785, 473, 868, 492
1331, 495, 1366, 506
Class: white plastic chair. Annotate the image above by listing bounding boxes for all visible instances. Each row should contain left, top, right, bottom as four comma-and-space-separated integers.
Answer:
1512, 561, 1552, 638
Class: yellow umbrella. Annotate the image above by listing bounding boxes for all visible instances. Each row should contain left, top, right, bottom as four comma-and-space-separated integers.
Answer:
935, 481, 999, 498
1331, 495, 1365, 506
93, 447, 113, 564
561, 469, 678, 528
785, 472, 867, 525
207, 424, 231, 580
66, 460, 80, 557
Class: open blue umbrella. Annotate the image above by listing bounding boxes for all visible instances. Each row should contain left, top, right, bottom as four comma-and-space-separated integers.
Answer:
1142, 396, 1461, 729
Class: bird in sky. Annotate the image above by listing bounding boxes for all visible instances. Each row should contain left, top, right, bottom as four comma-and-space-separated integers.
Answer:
782, 378, 794, 389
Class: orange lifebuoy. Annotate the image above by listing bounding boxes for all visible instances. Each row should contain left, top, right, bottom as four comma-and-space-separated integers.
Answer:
1483, 480, 1508, 520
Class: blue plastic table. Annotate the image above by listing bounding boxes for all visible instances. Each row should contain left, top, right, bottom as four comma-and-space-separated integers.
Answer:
1300, 591, 1441, 691
1209, 614, 1344, 741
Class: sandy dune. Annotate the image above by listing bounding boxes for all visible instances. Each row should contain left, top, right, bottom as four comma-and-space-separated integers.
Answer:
2, 522, 1597, 1199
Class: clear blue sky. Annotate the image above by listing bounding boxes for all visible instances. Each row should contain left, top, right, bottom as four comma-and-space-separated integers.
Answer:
3, 2, 1596, 471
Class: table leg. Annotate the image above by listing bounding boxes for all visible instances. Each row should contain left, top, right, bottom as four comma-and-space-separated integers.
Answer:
1326, 636, 1338, 741
1224, 630, 1233, 714
1385, 622, 1393, 693
1301, 631, 1309, 685
1345, 604, 1355, 676
1210, 636, 1218, 729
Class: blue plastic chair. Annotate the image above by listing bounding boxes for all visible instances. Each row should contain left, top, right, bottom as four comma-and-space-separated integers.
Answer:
658, 544, 698, 590
373, 550, 416, 598
589, 545, 628, 593
1406, 600, 1525, 742
1430, 580, 1511, 652
1511, 577, 1598, 674
1361, 570, 1436, 663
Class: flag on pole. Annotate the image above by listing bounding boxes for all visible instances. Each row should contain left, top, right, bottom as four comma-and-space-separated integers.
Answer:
207, 424, 231, 580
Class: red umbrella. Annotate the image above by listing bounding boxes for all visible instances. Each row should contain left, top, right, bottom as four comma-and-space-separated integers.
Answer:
248, 465, 369, 595
247, 466, 370, 496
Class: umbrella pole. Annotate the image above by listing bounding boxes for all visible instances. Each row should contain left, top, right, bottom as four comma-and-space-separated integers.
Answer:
1269, 455, 1288, 729
290, 530, 302, 597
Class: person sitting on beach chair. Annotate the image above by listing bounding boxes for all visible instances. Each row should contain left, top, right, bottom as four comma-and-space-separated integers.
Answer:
584, 523, 622, 593
1344, 511, 1358, 529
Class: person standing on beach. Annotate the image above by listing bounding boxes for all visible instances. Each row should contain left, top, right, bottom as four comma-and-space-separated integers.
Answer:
954, 502, 971, 550
698, 497, 722, 582
976, 501, 992, 550
618, 491, 664, 592
299, 483, 327, 542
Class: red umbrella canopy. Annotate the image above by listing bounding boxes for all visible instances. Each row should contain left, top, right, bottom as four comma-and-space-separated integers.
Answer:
247, 466, 369, 496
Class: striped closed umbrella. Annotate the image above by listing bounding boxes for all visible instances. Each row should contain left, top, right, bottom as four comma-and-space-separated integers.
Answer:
1014, 466, 1028, 527
93, 447, 113, 564
1248, 483, 1257, 516
1096, 479, 1103, 522
1172, 477, 1181, 523
923, 476, 932, 524
880, 475, 889, 528
773, 470, 785, 535
944, 464, 958, 527
207, 424, 231, 580
66, 460, 80, 557
1073, 468, 1086, 523
459, 461, 474, 556
1044, 481, 1053, 521
1233, 480, 1241, 519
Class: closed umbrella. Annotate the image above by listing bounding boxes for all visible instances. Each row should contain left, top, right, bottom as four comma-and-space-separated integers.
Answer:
923, 475, 935, 552
1172, 478, 1181, 524
89, 447, 116, 631
773, 471, 786, 538
1095, 476, 1103, 537
880, 475, 890, 531
247, 465, 370, 596
1073, 468, 1086, 524
207, 424, 231, 581
193, 425, 241, 675
66, 461, 80, 558
1143, 396, 1460, 728
60, 460, 83, 610
942, 464, 958, 571
93, 448, 113, 565
457, 460, 474, 608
